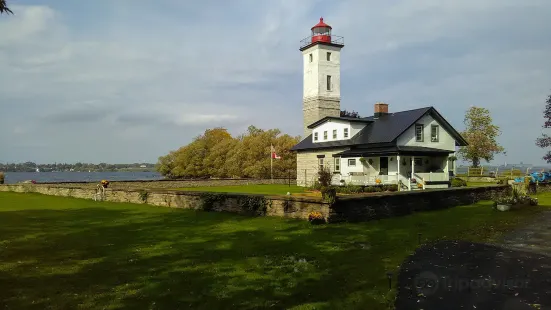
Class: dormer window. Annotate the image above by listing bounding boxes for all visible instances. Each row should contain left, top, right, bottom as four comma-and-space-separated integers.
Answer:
332, 129, 337, 139
314, 132, 318, 141
323, 131, 328, 140
415, 124, 424, 142
344, 128, 349, 138
431, 125, 439, 142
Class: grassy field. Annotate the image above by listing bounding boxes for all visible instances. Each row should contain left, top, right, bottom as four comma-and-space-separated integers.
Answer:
174, 184, 306, 195
0, 192, 546, 310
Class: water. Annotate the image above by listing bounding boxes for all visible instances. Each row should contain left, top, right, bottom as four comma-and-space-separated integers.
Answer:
2, 171, 164, 184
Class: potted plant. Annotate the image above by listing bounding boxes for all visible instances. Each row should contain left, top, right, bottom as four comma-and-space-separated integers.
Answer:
308, 211, 326, 225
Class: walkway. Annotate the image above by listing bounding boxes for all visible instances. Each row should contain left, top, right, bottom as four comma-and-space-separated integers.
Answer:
395, 212, 551, 310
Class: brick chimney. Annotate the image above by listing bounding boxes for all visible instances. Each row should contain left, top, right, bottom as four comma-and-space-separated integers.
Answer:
374, 102, 389, 118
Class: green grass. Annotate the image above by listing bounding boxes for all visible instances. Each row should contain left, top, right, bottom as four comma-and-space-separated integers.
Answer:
174, 184, 307, 195
0, 192, 547, 310
467, 181, 499, 187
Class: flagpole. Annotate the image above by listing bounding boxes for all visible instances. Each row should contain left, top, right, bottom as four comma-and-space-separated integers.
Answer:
270, 144, 273, 184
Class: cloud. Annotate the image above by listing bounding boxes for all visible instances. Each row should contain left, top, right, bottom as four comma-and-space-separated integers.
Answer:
0, 0, 550, 165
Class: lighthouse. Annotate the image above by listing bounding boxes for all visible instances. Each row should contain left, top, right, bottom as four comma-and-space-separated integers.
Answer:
300, 17, 344, 138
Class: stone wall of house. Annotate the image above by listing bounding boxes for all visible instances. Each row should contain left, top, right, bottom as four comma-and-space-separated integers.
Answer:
329, 185, 510, 223
296, 148, 347, 187
32, 178, 296, 190
0, 184, 329, 220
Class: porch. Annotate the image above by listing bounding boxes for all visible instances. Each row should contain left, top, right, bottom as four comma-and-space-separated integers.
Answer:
331, 146, 455, 191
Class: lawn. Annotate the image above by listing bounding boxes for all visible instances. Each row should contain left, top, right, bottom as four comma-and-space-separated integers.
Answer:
0, 192, 547, 310
174, 184, 307, 196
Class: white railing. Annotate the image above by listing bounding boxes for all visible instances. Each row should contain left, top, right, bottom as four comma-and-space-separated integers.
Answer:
336, 174, 399, 186
415, 172, 449, 182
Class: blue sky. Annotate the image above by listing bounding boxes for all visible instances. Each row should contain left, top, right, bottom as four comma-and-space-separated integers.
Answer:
1, 0, 550, 165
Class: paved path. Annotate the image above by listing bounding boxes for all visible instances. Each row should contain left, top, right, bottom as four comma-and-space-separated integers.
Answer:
395, 212, 551, 310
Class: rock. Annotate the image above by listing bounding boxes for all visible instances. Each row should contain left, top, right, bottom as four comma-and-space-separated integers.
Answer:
497, 204, 511, 211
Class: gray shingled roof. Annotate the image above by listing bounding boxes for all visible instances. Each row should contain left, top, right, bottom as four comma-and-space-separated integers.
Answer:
291, 107, 467, 151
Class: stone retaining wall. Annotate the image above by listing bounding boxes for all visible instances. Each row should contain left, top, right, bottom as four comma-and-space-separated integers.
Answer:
36, 178, 296, 190
0, 184, 327, 220
329, 185, 510, 222
0, 184, 509, 222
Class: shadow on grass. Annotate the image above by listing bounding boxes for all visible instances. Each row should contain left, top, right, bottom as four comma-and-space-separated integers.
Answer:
0, 192, 545, 309
395, 240, 551, 310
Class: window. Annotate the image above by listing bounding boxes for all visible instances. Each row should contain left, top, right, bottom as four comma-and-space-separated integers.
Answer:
327, 75, 332, 91
348, 159, 356, 167
414, 158, 423, 166
318, 158, 324, 170
344, 128, 349, 138
327, 52, 331, 61
431, 125, 439, 142
323, 131, 328, 140
332, 129, 337, 139
334, 157, 340, 172
314, 132, 318, 141
415, 124, 424, 142
309, 53, 313, 62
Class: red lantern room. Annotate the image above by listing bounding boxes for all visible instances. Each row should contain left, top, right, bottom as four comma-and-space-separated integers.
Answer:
299, 17, 344, 51
311, 17, 332, 44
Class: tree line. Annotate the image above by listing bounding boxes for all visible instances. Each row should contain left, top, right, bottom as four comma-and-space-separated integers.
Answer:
156, 126, 299, 179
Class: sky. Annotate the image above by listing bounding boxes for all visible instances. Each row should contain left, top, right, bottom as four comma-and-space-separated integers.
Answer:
0, 0, 550, 165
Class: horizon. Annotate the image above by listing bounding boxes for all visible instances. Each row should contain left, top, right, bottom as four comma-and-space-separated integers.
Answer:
1, 1, 550, 165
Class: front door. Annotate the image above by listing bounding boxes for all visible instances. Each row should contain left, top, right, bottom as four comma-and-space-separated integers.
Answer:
380, 157, 389, 175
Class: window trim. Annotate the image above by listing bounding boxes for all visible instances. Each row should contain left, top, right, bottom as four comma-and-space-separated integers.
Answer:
431, 125, 439, 142
318, 158, 324, 171
314, 132, 318, 141
344, 128, 349, 138
332, 129, 337, 139
327, 75, 332, 91
323, 131, 328, 140
334, 157, 340, 172
348, 159, 356, 167
415, 123, 424, 142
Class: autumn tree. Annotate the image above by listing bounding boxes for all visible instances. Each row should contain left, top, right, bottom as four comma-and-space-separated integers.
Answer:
156, 125, 300, 179
1, 0, 13, 14
457, 106, 505, 167
535, 93, 551, 162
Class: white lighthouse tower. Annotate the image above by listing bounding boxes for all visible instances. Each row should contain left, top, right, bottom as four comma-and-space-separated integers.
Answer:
300, 17, 344, 138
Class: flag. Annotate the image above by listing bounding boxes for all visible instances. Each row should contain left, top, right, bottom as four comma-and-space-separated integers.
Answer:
271, 145, 281, 159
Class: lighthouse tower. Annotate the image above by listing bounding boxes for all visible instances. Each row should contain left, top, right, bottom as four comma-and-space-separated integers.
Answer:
300, 17, 344, 138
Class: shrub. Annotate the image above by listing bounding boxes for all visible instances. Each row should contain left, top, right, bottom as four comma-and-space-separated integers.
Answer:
335, 184, 363, 194
0, 172, 4, 184
318, 166, 332, 187
451, 178, 467, 187
237, 196, 269, 216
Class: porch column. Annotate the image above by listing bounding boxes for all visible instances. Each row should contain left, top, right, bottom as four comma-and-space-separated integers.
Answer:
411, 157, 415, 176
445, 156, 449, 176
397, 155, 401, 184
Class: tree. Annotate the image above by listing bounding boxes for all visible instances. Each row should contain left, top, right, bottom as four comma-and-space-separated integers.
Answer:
340, 110, 361, 118
1, 0, 13, 14
156, 125, 300, 179
535, 93, 551, 162
457, 106, 504, 167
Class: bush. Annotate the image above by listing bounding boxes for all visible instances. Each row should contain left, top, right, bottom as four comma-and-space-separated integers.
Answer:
0, 172, 4, 184
451, 178, 467, 187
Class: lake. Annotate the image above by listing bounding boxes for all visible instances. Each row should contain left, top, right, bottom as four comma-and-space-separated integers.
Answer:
2, 171, 164, 184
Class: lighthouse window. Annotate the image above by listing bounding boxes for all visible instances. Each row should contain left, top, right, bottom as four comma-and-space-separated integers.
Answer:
309, 53, 313, 63
327, 75, 332, 91
327, 52, 331, 61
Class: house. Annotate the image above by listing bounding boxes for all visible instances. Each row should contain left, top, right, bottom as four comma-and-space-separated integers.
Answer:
291, 18, 467, 190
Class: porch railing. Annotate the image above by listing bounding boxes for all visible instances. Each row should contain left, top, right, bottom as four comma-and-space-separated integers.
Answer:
415, 172, 449, 182
336, 174, 399, 186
